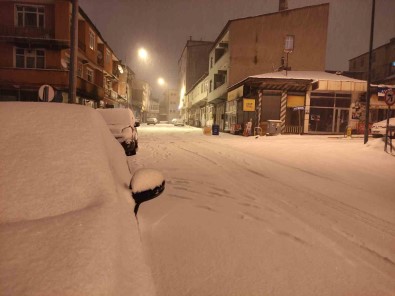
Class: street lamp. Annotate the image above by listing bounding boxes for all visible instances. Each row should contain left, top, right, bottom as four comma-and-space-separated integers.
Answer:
157, 77, 165, 86
138, 47, 148, 62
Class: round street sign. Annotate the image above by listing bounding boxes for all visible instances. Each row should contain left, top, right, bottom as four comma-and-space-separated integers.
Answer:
38, 84, 55, 102
384, 88, 394, 106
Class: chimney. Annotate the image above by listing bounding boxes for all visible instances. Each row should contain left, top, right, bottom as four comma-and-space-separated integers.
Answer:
279, 0, 288, 11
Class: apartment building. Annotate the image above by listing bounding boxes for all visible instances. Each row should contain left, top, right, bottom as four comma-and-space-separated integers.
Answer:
178, 39, 214, 121
194, 3, 330, 131
132, 79, 151, 122
185, 74, 210, 127
147, 97, 159, 121
0, 0, 127, 108
349, 37, 395, 85
159, 89, 179, 122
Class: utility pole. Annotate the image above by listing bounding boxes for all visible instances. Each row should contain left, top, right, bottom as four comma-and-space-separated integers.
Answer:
68, 0, 78, 104
364, 0, 375, 144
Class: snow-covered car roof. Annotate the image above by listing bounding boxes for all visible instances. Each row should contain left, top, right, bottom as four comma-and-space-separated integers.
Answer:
97, 107, 136, 127
0, 102, 155, 295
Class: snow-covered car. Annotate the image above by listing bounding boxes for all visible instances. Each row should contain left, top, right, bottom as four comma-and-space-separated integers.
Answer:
371, 117, 395, 137
174, 118, 185, 126
0, 102, 165, 296
147, 117, 158, 125
171, 118, 177, 124
97, 108, 139, 156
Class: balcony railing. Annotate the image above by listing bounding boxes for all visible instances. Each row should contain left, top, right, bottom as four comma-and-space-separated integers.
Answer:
76, 77, 104, 101
0, 25, 54, 39
104, 88, 118, 100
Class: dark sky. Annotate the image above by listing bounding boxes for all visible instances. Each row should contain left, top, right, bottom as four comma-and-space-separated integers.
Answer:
79, 0, 395, 97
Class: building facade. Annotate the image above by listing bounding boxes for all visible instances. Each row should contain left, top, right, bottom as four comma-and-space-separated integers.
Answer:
178, 39, 214, 121
0, 0, 130, 108
349, 37, 395, 85
159, 89, 179, 122
197, 3, 330, 131
132, 79, 151, 122
228, 71, 367, 135
348, 37, 395, 123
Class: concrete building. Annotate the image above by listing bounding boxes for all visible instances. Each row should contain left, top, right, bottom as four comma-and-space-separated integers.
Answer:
349, 37, 395, 85
178, 39, 214, 120
348, 37, 395, 123
147, 97, 159, 121
159, 89, 179, 122
205, 3, 330, 131
185, 74, 210, 127
0, 0, 128, 108
118, 65, 136, 109
132, 79, 151, 122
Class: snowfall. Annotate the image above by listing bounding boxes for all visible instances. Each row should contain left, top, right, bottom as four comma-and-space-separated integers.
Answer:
1, 102, 395, 296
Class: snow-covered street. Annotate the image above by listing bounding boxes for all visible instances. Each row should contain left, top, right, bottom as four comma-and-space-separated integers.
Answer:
129, 124, 395, 296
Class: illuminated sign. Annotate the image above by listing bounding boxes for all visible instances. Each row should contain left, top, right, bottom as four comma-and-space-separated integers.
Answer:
243, 99, 255, 111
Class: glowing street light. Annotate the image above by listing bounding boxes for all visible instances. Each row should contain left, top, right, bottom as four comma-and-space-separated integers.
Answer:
138, 47, 148, 61
157, 77, 165, 86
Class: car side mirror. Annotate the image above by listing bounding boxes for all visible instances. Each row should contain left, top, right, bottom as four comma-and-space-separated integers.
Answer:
130, 168, 165, 215
134, 122, 140, 127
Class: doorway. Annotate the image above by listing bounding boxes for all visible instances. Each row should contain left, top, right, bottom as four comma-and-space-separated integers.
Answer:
333, 108, 349, 133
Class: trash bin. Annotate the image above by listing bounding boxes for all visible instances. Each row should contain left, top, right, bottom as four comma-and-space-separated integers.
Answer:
266, 120, 282, 136
212, 124, 220, 135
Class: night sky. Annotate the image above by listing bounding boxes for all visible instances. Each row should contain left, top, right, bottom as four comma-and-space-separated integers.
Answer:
79, 0, 395, 97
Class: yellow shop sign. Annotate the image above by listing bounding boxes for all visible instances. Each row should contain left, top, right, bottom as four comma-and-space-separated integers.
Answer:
243, 98, 255, 111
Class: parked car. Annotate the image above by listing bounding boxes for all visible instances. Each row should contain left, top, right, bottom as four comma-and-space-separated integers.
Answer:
97, 108, 139, 156
0, 102, 165, 296
147, 117, 158, 125
371, 117, 395, 137
171, 118, 177, 124
174, 118, 185, 126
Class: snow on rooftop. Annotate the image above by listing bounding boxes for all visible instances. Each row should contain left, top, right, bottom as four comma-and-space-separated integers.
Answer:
249, 70, 366, 83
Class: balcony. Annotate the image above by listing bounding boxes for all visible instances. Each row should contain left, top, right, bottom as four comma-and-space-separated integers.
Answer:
207, 82, 227, 104
104, 88, 118, 100
0, 67, 68, 89
77, 77, 103, 101
0, 25, 68, 49
0, 25, 54, 39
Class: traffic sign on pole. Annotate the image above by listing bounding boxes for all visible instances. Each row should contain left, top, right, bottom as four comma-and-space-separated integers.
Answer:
38, 84, 55, 102
384, 88, 394, 106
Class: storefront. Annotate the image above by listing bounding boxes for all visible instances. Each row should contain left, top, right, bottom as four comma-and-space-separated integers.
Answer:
227, 71, 368, 135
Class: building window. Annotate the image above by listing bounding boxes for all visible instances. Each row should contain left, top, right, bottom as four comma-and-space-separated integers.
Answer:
77, 62, 83, 77
15, 48, 45, 69
16, 5, 44, 28
87, 68, 94, 83
209, 80, 212, 92
210, 57, 213, 68
284, 35, 295, 52
89, 30, 95, 50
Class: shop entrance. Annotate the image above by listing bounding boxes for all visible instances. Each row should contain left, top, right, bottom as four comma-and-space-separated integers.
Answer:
309, 108, 349, 133
333, 108, 349, 133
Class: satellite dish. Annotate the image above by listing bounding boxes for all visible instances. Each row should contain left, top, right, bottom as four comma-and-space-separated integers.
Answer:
61, 58, 68, 69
